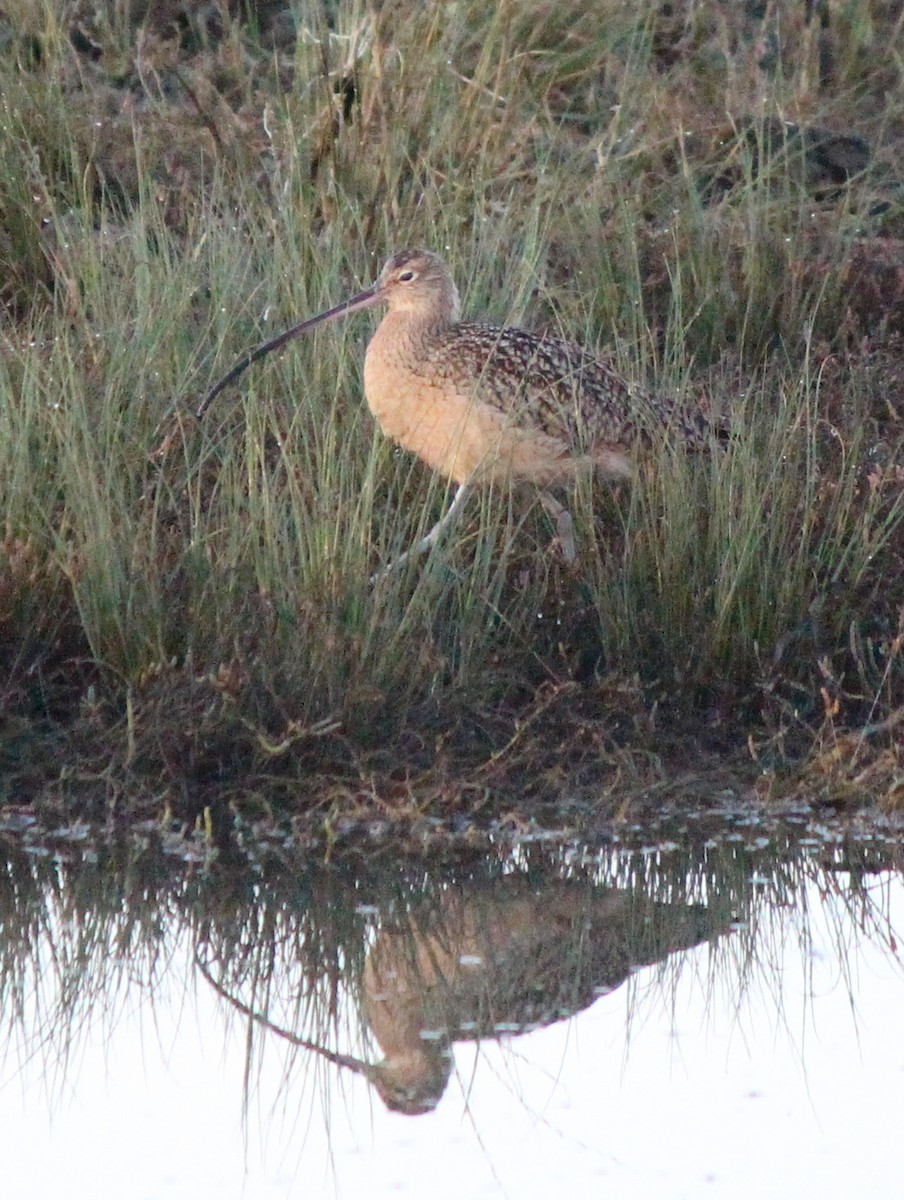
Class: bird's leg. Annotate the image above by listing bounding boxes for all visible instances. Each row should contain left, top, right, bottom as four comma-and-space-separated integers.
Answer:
539, 492, 577, 565
370, 482, 472, 583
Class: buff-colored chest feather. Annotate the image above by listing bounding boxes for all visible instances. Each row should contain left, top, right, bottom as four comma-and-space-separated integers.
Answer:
363, 316, 598, 487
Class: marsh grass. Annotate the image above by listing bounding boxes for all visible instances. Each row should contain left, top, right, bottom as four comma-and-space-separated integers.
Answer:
1, 1, 904, 816
590, 361, 903, 681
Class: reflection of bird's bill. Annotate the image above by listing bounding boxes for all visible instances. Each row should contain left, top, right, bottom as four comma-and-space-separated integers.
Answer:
195, 952, 370, 1074
195, 951, 446, 1116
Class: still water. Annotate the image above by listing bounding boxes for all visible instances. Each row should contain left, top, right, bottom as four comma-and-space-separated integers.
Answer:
1, 807, 901, 1199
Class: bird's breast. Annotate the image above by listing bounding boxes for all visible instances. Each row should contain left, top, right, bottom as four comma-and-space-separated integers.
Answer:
362, 354, 496, 484
362, 319, 583, 486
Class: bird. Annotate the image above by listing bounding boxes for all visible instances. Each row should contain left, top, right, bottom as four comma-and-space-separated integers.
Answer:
199, 249, 715, 573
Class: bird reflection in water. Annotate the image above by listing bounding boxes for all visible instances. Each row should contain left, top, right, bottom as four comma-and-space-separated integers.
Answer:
198, 876, 729, 1116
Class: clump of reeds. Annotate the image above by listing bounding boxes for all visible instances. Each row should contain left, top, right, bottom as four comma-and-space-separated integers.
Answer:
1, 0, 903, 810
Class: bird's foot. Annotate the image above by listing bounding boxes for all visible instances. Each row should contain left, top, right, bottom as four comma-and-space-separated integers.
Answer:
539, 492, 578, 567
369, 483, 471, 585
553, 507, 577, 566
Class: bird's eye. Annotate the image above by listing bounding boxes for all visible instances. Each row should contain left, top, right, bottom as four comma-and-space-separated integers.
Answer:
398, 269, 416, 282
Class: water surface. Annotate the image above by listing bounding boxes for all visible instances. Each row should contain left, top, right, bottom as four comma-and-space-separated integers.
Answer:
1, 808, 901, 1198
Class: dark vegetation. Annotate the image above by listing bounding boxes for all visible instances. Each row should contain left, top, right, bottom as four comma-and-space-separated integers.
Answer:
2, 1, 904, 840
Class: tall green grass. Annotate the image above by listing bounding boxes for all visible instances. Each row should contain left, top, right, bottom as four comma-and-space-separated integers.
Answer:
0, 0, 902, 786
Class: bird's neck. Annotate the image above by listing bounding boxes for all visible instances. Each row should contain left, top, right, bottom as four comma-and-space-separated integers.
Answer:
373, 308, 452, 355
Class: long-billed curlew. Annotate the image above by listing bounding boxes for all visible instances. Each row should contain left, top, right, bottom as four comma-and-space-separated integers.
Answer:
199, 249, 715, 572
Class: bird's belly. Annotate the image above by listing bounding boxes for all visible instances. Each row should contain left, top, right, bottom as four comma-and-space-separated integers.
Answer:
363, 364, 579, 487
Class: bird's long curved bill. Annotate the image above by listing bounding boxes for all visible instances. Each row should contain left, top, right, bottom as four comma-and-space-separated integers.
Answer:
197, 282, 383, 418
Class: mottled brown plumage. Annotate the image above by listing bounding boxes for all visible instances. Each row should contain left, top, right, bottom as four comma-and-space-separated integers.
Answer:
200, 248, 715, 572
359, 249, 709, 487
